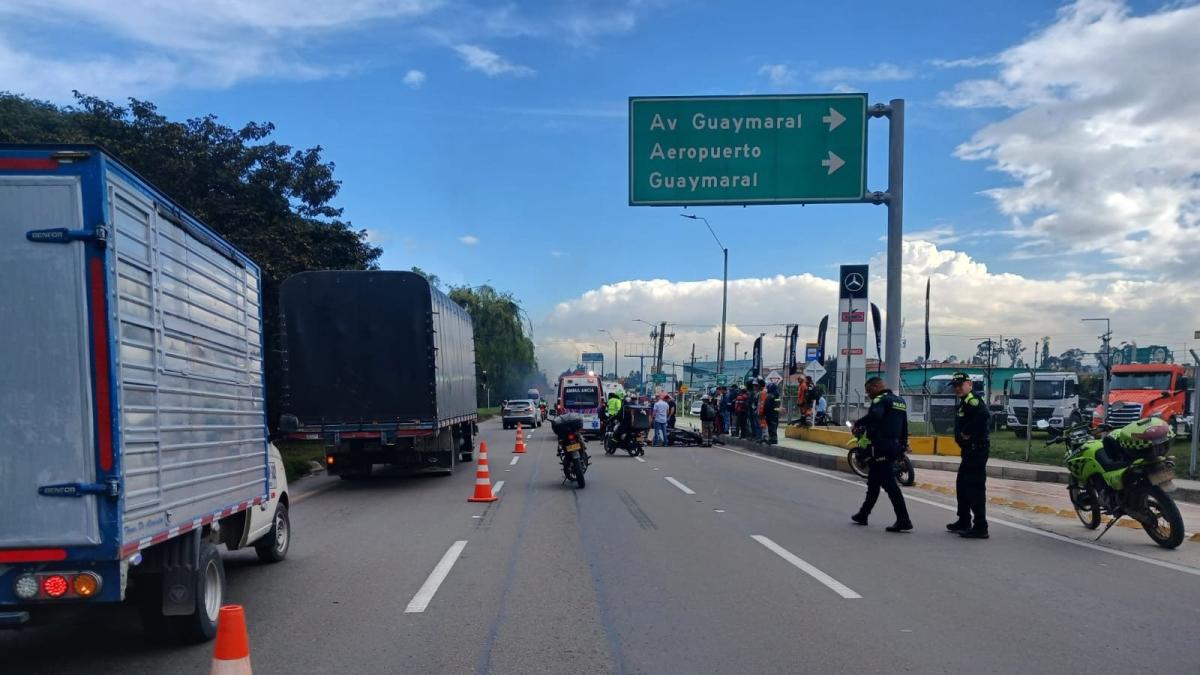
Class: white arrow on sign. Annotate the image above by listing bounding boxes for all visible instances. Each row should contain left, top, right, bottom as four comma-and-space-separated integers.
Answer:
822, 107, 845, 132
821, 151, 845, 175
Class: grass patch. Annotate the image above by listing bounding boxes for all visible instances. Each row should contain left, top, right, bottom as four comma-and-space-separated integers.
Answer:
478, 407, 500, 421
275, 440, 326, 482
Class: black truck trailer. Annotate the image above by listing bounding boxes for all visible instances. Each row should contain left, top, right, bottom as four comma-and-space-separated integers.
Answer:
278, 271, 478, 477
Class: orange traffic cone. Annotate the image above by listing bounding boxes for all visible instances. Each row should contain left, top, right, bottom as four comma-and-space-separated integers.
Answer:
211, 605, 252, 674
468, 441, 499, 502
514, 422, 527, 454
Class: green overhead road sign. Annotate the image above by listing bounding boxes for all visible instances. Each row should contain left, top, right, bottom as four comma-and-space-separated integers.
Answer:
652, 373, 667, 383
628, 94, 867, 205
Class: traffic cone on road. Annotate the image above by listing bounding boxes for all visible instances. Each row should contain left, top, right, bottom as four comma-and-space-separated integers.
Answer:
514, 423, 527, 454
468, 441, 499, 503
211, 605, 252, 674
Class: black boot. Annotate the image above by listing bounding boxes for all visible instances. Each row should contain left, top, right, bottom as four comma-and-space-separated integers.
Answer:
886, 521, 913, 533
851, 513, 868, 526
959, 528, 989, 539
946, 520, 971, 533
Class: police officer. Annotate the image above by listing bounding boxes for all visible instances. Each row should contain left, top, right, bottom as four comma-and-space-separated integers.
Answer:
851, 377, 913, 532
948, 372, 990, 539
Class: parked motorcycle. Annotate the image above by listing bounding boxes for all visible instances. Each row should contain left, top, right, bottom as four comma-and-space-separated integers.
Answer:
551, 413, 589, 488
845, 422, 916, 486
1040, 417, 1184, 548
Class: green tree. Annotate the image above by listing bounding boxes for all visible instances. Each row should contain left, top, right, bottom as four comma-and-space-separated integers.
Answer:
1004, 337, 1026, 368
0, 92, 382, 427
448, 285, 539, 404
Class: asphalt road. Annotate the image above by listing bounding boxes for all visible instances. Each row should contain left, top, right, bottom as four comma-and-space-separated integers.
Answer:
3, 418, 1198, 674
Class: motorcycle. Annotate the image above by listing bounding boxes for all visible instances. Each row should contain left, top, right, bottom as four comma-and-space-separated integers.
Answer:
1040, 417, 1184, 549
845, 422, 916, 487
551, 413, 589, 488
603, 418, 645, 456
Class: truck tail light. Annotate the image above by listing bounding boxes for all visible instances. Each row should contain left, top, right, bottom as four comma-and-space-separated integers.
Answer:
72, 572, 101, 597
42, 575, 69, 598
13, 575, 38, 600
12, 572, 104, 600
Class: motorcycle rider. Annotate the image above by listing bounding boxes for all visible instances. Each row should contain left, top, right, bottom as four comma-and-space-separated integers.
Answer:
948, 371, 991, 539
850, 377, 913, 532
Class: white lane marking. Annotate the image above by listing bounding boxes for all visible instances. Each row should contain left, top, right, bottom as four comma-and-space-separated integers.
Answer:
714, 509, 726, 513
405, 540, 468, 613
493, 480, 505, 496
635, 457, 647, 463
751, 535, 862, 599
510, 456, 520, 466
718, 445, 1200, 578
665, 477, 696, 495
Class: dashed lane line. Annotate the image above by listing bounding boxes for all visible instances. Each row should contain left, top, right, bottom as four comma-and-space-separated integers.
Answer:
405, 540, 468, 613
665, 476, 696, 495
751, 535, 862, 599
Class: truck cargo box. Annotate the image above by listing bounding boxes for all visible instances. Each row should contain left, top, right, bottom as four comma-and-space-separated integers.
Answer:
0, 145, 269, 624
279, 271, 476, 429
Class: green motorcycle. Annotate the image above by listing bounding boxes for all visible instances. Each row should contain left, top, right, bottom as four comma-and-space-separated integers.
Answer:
1041, 417, 1184, 549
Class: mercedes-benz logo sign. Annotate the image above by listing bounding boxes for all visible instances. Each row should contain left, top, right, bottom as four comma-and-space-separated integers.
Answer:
844, 272, 865, 292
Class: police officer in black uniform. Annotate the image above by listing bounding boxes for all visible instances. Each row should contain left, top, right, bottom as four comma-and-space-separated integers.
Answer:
948, 372, 990, 539
851, 377, 913, 532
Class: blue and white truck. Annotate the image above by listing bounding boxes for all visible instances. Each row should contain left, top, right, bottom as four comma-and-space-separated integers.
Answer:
0, 145, 291, 642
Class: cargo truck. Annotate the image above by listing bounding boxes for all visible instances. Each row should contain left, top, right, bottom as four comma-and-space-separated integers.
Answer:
0, 145, 289, 642
278, 271, 478, 477
1094, 363, 1193, 431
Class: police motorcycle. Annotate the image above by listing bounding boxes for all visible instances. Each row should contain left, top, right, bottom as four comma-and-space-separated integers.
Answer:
550, 412, 589, 488
1039, 416, 1184, 548
603, 404, 648, 457
845, 421, 916, 486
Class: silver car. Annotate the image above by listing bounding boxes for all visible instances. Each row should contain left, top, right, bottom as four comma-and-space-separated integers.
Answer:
502, 399, 541, 429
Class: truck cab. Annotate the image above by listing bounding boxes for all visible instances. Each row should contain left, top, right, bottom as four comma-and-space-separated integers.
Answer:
1095, 364, 1191, 430
1005, 372, 1080, 437
927, 373, 985, 435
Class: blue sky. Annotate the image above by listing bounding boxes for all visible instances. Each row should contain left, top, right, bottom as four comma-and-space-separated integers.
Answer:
4, 0, 1198, 372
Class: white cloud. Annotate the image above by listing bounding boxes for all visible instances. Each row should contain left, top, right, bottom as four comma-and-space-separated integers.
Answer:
757, 63, 796, 88
402, 69, 426, 88
458, 234, 480, 245
815, 62, 914, 87
942, 0, 1200, 278
0, 0, 442, 101
534, 240, 1200, 376
550, 250, 564, 257
453, 44, 534, 77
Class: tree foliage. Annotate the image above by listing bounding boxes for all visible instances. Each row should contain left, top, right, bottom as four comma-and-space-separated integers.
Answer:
1004, 337, 1026, 368
0, 92, 381, 427
447, 285, 542, 403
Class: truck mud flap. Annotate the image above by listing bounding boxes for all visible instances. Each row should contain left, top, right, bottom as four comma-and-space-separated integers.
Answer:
160, 530, 201, 616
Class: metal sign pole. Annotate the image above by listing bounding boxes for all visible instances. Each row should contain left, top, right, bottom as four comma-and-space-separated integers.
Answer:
1190, 349, 1199, 477
884, 99, 905, 393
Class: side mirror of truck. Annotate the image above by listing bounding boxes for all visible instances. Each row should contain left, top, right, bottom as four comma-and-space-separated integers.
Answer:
1161, 390, 1171, 399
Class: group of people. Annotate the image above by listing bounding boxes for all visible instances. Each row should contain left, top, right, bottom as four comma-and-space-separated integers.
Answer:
692, 378, 782, 445
602, 389, 680, 447
851, 371, 991, 539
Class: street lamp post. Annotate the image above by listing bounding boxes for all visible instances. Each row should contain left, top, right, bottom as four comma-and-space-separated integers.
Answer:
599, 329, 619, 381
681, 213, 728, 375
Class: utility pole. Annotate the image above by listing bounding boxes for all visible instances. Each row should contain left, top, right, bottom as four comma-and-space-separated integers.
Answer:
689, 343, 696, 391
654, 321, 674, 375
1084, 318, 1112, 423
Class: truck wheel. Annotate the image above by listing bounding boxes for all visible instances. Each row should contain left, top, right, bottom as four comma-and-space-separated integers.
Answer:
171, 541, 224, 643
255, 502, 291, 563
